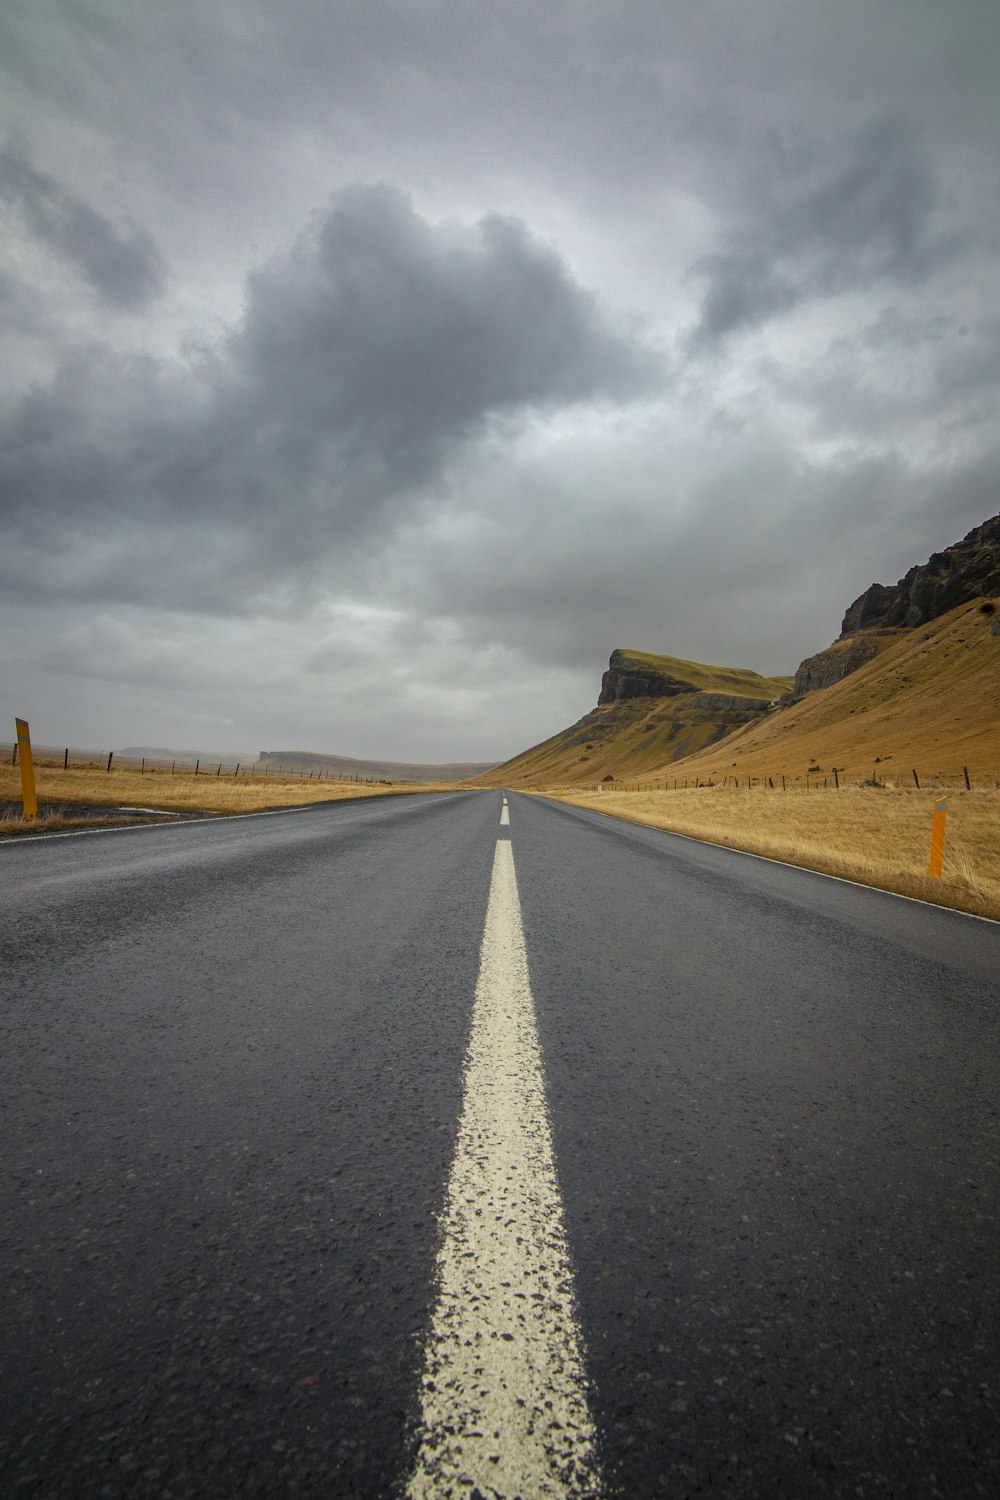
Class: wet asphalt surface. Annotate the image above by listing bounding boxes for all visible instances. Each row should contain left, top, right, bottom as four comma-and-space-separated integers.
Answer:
2, 790, 999, 1498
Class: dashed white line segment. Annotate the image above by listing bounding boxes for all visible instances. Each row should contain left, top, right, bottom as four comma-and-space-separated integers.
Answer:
406, 836, 603, 1500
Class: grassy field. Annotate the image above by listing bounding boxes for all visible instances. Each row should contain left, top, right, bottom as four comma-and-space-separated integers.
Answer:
548, 783, 1000, 921
0, 759, 454, 835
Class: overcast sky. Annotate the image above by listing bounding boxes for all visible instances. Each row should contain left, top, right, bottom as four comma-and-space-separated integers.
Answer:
2, 1, 998, 760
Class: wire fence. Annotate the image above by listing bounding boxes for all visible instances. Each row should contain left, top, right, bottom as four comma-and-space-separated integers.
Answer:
1, 744, 394, 785
579, 766, 999, 793
8, 744, 997, 794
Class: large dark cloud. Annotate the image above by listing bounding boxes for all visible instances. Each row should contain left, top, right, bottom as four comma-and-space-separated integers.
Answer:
0, 185, 659, 606
0, 145, 165, 308
231, 186, 656, 499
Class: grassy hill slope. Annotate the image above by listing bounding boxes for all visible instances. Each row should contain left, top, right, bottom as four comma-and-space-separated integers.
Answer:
663, 599, 1000, 785
476, 653, 791, 787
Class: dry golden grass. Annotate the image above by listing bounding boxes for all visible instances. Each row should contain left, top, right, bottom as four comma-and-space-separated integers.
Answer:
549, 784, 1000, 921
0, 759, 455, 832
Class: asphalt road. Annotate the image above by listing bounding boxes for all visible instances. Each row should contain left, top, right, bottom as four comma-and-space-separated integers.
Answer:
2, 790, 998, 1498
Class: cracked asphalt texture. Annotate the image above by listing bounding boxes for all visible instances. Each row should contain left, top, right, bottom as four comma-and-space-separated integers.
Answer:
2, 789, 998, 1498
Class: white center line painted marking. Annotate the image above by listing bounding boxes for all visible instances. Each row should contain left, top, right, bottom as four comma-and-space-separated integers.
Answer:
407, 839, 603, 1500
500, 804, 510, 825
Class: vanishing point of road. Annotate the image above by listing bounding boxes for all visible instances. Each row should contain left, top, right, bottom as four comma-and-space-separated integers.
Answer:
2, 790, 998, 1498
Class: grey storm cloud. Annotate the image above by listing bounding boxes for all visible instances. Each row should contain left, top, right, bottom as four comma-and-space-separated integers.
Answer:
0, 145, 165, 308
772, 119, 943, 281
0, 184, 659, 605
691, 254, 800, 346
231, 186, 657, 489
690, 117, 960, 344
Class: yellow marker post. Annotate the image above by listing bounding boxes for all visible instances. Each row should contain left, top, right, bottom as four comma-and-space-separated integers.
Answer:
928, 794, 948, 878
15, 717, 37, 822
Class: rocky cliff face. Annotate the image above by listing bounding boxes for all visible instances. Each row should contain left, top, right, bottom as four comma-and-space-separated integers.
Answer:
689, 691, 775, 714
840, 513, 1000, 635
789, 636, 882, 698
599, 651, 697, 703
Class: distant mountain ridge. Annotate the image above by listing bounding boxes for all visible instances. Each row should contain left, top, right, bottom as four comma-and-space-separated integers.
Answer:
114, 745, 497, 782
118, 745, 253, 763
257, 750, 496, 783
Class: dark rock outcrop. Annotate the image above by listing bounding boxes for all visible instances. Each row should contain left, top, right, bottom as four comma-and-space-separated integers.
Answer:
778, 510, 1000, 705
790, 636, 881, 698
599, 651, 697, 704
690, 691, 771, 715
840, 513, 1000, 635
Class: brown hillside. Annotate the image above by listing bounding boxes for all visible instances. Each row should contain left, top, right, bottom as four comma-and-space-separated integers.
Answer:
474, 651, 790, 787
664, 598, 1000, 786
